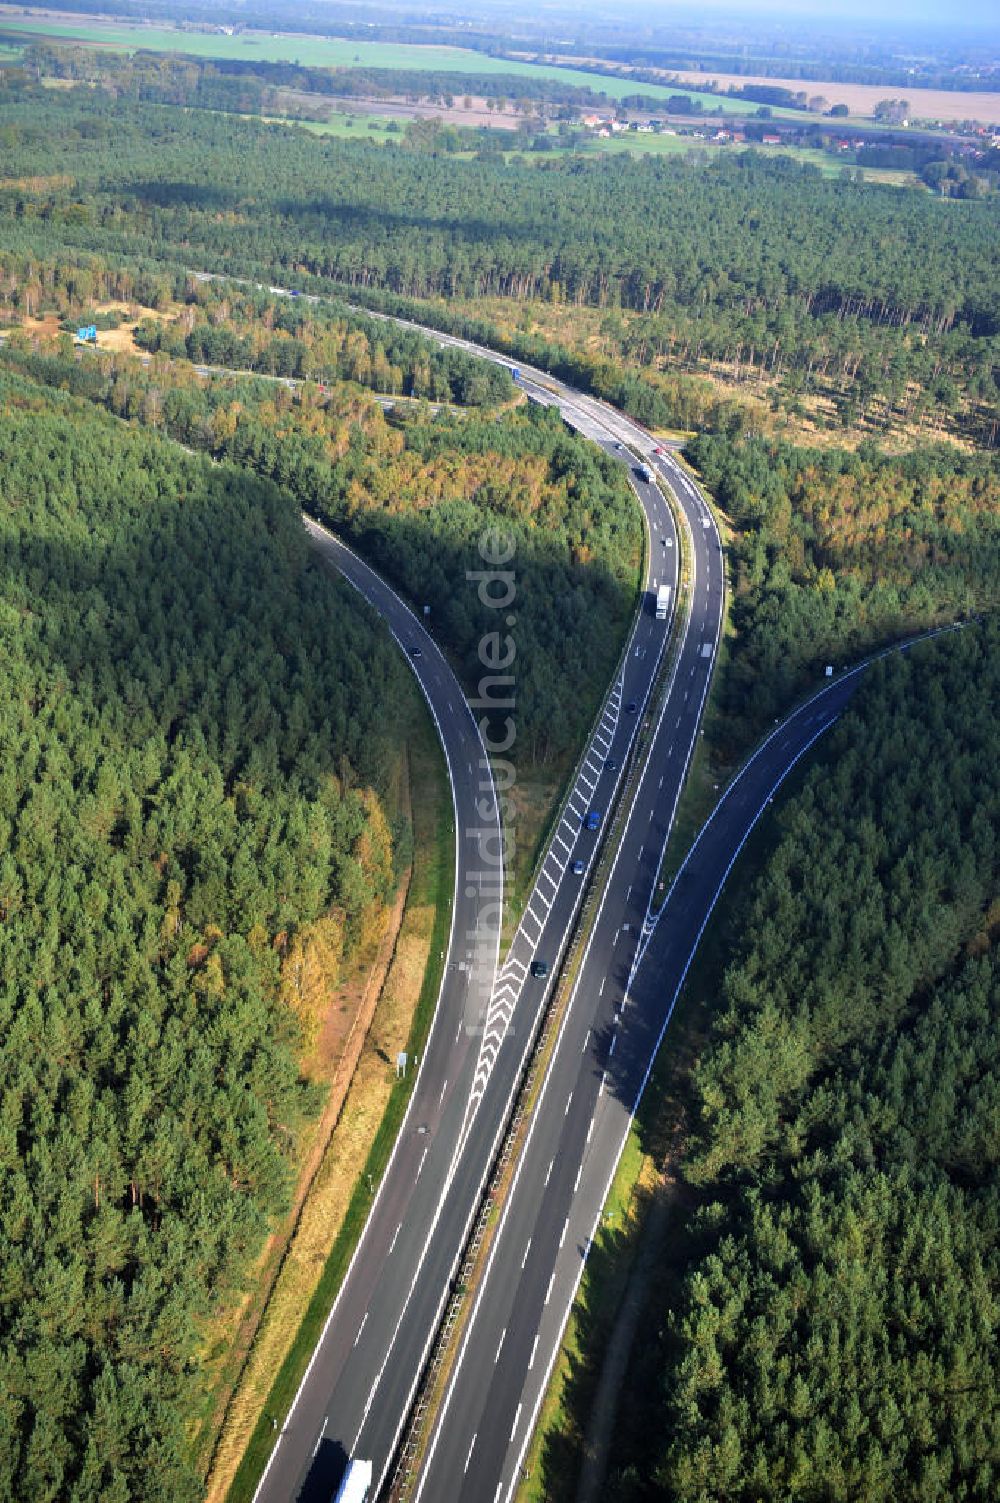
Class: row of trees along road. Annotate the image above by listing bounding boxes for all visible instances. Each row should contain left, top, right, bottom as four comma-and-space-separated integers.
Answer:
0, 86, 997, 438
595, 622, 1000, 1502
0, 368, 410, 1503
1, 339, 643, 768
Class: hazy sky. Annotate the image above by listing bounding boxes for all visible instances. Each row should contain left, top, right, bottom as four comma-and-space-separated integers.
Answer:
609, 0, 1000, 32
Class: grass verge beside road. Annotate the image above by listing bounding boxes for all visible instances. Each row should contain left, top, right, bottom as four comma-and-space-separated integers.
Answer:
516, 742, 821, 1503
213, 702, 453, 1503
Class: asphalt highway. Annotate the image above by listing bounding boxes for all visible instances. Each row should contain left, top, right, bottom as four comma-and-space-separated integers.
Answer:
45, 281, 950, 1503
259, 519, 502, 1499
251, 305, 724, 1503
416, 629, 954, 1503
411, 439, 728, 1503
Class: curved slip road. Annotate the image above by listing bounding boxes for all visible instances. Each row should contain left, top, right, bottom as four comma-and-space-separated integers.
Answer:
251, 520, 502, 1500
416, 628, 958, 1503
247, 298, 725, 1503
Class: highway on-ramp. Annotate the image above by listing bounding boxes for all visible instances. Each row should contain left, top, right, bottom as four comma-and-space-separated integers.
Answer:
252, 313, 725, 1503
414, 627, 955, 1503
271, 519, 502, 1497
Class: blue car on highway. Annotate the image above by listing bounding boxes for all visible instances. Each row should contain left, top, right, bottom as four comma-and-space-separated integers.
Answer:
584, 809, 602, 831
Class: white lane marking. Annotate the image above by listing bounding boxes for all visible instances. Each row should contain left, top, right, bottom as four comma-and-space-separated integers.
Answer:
559, 1217, 569, 1248
529, 1334, 540, 1370
403, 450, 706, 1496
510, 1402, 523, 1444
599, 977, 606, 995
545, 1271, 556, 1304
574, 1163, 583, 1193
296, 519, 503, 1503
353, 1312, 368, 1347
416, 1147, 428, 1179
495, 1328, 506, 1363
311, 1416, 329, 1457
658, 775, 664, 788
521, 1238, 532, 1269
388, 1223, 401, 1256
544, 1157, 554, 1187
465, 1435, 477, 1473
609, 1034, 618, 1056
599, 1070, 607, 1097
564, 1092, 573, 1116
439, 1079, 448, 1105
587, 1117, 595, 1144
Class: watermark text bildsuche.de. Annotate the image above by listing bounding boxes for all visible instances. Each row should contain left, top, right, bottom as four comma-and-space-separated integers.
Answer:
464, 528, 516, 1033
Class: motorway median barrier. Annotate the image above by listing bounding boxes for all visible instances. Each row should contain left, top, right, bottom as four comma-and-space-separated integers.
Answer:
383, 477, 696, 1503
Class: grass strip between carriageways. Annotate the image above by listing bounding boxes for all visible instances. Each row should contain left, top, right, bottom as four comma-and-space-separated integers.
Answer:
384, 486, 692, 1497
515, 695, 844, 1502
502, 464, 648, 942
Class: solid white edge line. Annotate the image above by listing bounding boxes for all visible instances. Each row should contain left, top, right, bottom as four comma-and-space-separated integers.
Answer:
500, 627, 962, 1503
252, 519, 503, 1503
501, 721, 845, 1503
414, 456, 703, 1500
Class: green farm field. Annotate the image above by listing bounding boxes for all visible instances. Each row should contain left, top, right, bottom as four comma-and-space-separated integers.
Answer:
0, 15, 799, 115
575, 132, 920, 187
221, 104, 921, 187
262, 112, 400, 144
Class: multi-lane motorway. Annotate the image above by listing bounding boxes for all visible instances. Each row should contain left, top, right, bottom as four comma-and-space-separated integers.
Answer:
148, 288, 937, 1503
417, 624, 924, 1503
251, 310, 725, 1503
27, 278, 959, 1503
243, 294, 949, 1503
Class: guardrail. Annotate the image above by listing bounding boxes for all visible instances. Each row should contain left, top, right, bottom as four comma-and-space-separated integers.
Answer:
383, 471, 694, 1503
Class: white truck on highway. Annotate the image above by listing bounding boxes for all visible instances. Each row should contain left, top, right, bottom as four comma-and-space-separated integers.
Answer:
332, 1459, 373, 1503
655, 584, 671, 621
